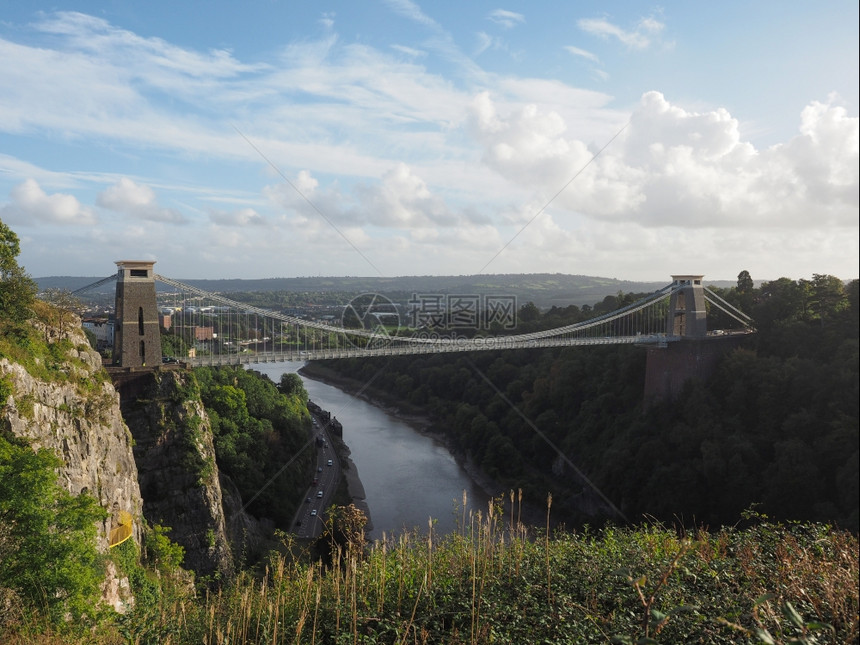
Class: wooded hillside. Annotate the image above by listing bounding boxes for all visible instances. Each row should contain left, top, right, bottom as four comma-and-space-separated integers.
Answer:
310, 274, 859, 533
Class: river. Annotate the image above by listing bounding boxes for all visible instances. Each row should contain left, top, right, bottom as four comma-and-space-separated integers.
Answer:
249, 362, 490, 540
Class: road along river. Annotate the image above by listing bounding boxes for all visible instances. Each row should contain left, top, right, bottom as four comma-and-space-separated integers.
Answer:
249, 362, 490, 541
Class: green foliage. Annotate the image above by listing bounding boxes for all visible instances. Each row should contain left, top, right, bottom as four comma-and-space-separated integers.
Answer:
168, 402, 214, 483
194, 366, 312, 530
111, 536, 172, 643
0, 218, 21, 275
278, 372, 307, 401
160, 328, 189, 358
0, 373, 12, 409
144, 524, 186, 574
10, 513, 857, 644
108, 524, 193, 644
82, 326, 97, 350
0, 432, 108, 625
737, 269, 754, 293
0, 218, 37, 323
0, 300, 105, 401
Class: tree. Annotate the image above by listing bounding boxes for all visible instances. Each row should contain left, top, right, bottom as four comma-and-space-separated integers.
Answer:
0, 433, 108, 623
809, 274, 847, 323
736, 270, 753, 294
278, 372, 307, 401
38, 288, 82, 341
0, 218, 37, 323
519, 301, 541, 323
0, 218, 21, 276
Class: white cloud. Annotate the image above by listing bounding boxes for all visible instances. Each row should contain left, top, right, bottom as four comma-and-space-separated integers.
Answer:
390, 44, 427, 58
473, 32, 493, 57
97, 178, 185, 223
577, 16, 667, 50
209, 208, 267, 227
468, 91, 859, 230
468, 91, 596, 190
383, 0, 440, 29
488, 10, 525, 29
264, 165, 478, 230
319, 12, 336, 30
564, 46, 600, 63
37, 12, 265, 81
353, 163, 459, 227
0, 178, 95, 226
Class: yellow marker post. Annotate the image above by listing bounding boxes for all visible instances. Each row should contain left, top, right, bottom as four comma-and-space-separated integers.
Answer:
108, 511, 133, 548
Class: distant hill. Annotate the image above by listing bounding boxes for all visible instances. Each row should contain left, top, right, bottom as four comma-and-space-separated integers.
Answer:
35, 273, 738, 308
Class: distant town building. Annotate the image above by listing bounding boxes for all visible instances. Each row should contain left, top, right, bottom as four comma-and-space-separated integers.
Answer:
191, 326, 214, 341
159, 313, 172, 330
82, 318, 114, 350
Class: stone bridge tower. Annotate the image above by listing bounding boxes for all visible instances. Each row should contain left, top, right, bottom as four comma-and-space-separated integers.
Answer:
667, 275, 707, 338
113, 260, 161, 367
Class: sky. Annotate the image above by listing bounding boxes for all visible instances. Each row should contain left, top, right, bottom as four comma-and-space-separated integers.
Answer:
0, 1, 857, 283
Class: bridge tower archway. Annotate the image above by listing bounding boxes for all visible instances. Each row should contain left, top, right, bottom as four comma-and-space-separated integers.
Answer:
113, 260, 162, 367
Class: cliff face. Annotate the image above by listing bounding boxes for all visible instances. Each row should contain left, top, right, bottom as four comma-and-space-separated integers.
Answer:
0, 320, 143, 553
1, 312, 234, 585
117, 369, 234, 580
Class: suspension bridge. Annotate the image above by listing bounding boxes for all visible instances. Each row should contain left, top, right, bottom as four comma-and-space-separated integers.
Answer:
74, 262, 754, 369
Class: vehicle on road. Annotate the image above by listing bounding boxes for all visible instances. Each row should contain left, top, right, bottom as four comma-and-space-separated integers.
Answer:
305, 497, 311, 503
327, 459, 333, 466
310, 509, 317, 516
317, 490, 323, 498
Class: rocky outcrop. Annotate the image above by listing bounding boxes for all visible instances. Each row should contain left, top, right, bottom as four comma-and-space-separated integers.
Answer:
118, 369, 234, 581
219, 472, 275, 565
1, 311, 234, 585
0, 321, 143, 553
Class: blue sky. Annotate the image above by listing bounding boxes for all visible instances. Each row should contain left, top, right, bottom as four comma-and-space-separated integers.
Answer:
1, 1, 857, 283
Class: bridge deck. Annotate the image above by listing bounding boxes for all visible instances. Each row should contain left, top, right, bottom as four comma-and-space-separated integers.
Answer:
185, 334, 678, 366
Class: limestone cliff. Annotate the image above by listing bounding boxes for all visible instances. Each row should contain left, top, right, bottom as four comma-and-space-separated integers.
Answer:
116, 369, 234, 580
1, 311, 233, 586
0, 318, 143, 553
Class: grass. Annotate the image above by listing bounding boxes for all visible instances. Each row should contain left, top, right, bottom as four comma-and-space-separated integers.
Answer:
0, 302, 110, 395
4, 497, 857, 645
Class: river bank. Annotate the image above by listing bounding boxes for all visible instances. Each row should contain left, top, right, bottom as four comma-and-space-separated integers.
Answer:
334, 438, 374, 534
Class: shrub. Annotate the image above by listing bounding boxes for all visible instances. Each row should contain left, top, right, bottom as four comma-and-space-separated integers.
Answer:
0, 432, 108, 625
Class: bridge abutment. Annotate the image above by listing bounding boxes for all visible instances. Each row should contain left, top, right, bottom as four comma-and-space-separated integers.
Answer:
643, 335, 746, 402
